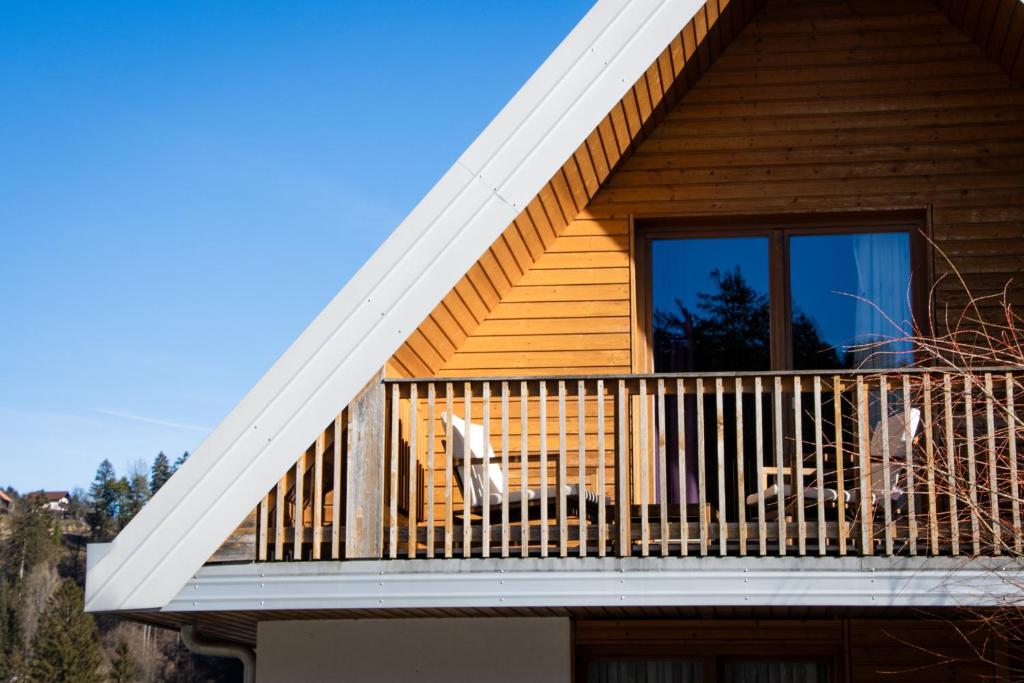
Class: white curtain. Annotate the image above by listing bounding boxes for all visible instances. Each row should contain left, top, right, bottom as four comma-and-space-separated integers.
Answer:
851, 233, 912, 368
724, 661, 826, 683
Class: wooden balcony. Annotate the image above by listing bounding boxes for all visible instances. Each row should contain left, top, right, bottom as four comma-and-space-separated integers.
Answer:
219, 368, 1023, 564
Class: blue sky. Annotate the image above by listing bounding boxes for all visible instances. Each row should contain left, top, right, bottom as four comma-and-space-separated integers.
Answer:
0, 1, 592, 493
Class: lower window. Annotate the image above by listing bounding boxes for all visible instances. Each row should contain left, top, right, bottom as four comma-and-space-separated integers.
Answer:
583, 658, 831, 683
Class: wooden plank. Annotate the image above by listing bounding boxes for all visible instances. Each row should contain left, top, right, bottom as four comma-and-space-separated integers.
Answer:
856, 376, 872, 556
698, 378, 709, 556
678, 378, 690, 557
880, 378, 893, 556
388, 383, 400, 560
943, 374, 959, 556
540, 380, 549, 557
984, 373, 1000, 554
1007, 372, 1022, 554
312, 429, 325, 560
445, 383, 454, 559
716, 377, 728, 556
463, 382, 473, 558
558, 380, 569, 557
657, 379, 669, 556
597, 379, 607, 557
735, 377, 746, 556
480, 381, 491, 558
579, 380, 589, 557
813, 376, 826, 556
275, 475, 285, 561
426, 385, 436, 559
966, 376, 981, 554
755, 376, 766, 556
331, 412, 343, 559
904, 375, 918, 556
294, 450, 306, 561
639, 378, 650, 557
343, 371, 386, 560
617, 380, 630, 556
774, 376, 786, 556
793, 376, 806, 556
923, 374, 939, 555
407, 383, 418, 558
257, 493, 268, 562
501, 382, 510, 559
520, 381, 530, 558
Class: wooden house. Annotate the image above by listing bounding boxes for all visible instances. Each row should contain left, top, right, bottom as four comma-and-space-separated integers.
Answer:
85, 0, 1024, 680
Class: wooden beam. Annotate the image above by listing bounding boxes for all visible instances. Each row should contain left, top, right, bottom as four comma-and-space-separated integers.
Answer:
344, 368, 386, 559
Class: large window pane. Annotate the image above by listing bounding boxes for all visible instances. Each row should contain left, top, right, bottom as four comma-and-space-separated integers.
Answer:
789, 232, 912, 370
651, 237, 771, 373
723, 661, 828, 683
587, 660, 703, 683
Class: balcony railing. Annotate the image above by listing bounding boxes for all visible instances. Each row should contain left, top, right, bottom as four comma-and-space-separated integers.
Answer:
233, 368, 1022, 563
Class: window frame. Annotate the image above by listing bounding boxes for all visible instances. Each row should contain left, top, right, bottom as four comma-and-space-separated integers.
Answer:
634, 210, 931, 373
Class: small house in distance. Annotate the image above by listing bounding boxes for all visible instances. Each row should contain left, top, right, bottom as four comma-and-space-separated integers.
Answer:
0, 490, 12, 515
85, 0, 1024, 681
26, 490, 69, 515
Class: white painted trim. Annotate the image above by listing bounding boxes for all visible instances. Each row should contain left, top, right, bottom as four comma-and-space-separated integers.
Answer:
84, 0, 707, 613
165, 558, 1024, 612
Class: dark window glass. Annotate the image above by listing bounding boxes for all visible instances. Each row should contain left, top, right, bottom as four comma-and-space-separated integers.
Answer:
723, 660, 828, 683
789, 232, 912, 370
651, 237, 771, 373
587, 660, 703, 683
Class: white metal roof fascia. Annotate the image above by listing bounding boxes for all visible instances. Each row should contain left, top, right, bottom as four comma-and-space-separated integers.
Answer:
165, 558, 1024, 612
84, 0, 707, 614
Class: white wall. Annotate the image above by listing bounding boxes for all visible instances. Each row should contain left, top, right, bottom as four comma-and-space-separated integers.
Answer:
256, 617, 571, 683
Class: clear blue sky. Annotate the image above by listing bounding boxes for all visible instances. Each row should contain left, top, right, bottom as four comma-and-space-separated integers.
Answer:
0, 1, 592, 493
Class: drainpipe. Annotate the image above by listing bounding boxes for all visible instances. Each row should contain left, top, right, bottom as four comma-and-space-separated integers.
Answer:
181, 625, 256, 683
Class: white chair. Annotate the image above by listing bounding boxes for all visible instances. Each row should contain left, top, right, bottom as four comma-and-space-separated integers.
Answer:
442, 414, 603, 514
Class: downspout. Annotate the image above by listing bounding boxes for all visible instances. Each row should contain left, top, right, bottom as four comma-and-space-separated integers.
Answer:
181, 624, 256, 683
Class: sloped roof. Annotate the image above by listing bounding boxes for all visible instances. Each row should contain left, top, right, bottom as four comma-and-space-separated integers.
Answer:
85, 0, 712, 612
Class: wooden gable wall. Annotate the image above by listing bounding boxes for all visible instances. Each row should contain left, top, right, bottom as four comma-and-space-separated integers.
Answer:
424, 0, 1024, 381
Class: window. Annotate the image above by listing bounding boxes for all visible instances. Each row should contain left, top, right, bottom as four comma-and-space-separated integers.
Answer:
644, 216, 923, 373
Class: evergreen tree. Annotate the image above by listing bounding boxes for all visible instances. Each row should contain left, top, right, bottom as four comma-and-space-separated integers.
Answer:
150, 452, 172, 494
110, 640, 139, 683
87, 459, 119, 540
0, 579, 18, 680
28, 580, 104, 683
120, 461, 150, 525
4, 498, 59, 581
114, 476, 132, 529
171, 451, 190, 473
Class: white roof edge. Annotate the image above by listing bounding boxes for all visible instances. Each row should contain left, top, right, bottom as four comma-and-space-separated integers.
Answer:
85, 0, 706, 613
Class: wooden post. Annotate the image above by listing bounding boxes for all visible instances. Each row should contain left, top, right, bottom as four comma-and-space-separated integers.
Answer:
344, 368, 386, 559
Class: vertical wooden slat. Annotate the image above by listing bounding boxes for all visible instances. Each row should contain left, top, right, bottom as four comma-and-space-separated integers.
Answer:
985, 373, 1000, 554
312, 430, 325, 560
407, 384, 418, 559
657, 379, 669, 556
755, 376, 766, 556
678, 378, 690, 557
389, 384, 400, 559
923, 374, 939, 555
294, 451, 306, 561
258, 494, 269, 562
698, 378, 709, 556
1007, 373, 1022, 554
540, 380, 549, 557
481, 381, 491, 558
597, 379, 607, 557
426, 385, 436, 559
639, 378, 650, 557
444, 383, 454, 559
735, 377, 746, 557
879, 378, 893, 556
773, 376, 786, 557
834, 376, 847, 556
714, 378, 727, 556
463, 382, 473, 559
966, 375, 981, 555
792, 376, 806, 557
501, 381, 510, 558
331, 412, 343, 560
813, 376, 826, 556
856, 376, 872, 556
344, 371, 385, 560
520, 381, 530, 558
579, 380, 589, 557
275, 475, 285, 561
617, 379, 630, 556
903, 375, 918, 556
943, 373, 959, 557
